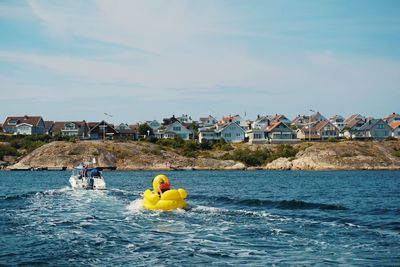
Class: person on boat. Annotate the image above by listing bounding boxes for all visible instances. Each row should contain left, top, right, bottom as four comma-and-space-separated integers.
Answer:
91, 167, 101, 177
154, 175, 170, 196
81, 164, 88, 178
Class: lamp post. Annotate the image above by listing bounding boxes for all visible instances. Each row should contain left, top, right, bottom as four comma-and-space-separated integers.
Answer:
309, 109, 315, 142
103, 113, 113, 141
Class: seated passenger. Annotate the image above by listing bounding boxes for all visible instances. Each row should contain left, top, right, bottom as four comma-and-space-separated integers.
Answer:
154, 175, 170, 196
91, 168, 101, 177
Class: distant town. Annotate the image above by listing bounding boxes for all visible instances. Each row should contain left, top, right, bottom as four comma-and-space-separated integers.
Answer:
1, 112, 400, 144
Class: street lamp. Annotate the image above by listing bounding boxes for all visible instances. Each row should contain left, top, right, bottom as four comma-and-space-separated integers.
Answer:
103, 113, 113, 141
309, 109, 315, 142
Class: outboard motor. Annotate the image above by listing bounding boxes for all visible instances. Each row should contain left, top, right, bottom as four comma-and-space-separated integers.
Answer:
87, 177, 94, 190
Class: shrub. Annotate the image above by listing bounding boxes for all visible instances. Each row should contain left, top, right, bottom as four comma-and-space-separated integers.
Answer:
394, 148, 400, 157
270, 144, 299, 161
0, 145, 19, 159
156, 137, 185, 148
212, 139, 233, 151
221, 147, 271, 166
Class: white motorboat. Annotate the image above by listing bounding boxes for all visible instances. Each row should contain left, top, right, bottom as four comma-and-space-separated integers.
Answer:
69, 165, 106, 190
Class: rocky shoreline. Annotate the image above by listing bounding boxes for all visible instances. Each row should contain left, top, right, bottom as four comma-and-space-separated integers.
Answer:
3, 140, 400, 171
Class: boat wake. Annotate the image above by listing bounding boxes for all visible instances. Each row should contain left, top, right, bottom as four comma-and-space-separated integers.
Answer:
190, 194, 348, 210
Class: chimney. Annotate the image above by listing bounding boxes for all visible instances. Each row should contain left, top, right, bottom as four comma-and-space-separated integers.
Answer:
24, 115, 28, 120
267, 119, 270, 126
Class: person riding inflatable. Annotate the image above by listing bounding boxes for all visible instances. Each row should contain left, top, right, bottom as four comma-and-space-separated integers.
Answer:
154, 174, 170, 196
143, 174, 187, 211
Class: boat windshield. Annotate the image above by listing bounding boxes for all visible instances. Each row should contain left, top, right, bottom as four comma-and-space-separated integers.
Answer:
72, 167, 101, 177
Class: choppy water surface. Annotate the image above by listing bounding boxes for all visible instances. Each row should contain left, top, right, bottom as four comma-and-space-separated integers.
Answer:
0, 171, 399, 266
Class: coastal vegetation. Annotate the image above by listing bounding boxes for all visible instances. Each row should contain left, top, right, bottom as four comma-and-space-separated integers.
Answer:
1, 133, 400, 170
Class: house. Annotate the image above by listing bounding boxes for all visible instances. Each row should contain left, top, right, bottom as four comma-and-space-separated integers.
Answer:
252, 115, 274, 130
265, 121, 297, 144
146, 120, 161, 130
51, 121, 88, 138
162, 115, 180, 126
44, 121, 54, 135
329, 115, 345, 131
296, 127, 320, 141
157, 121, 192, 140
353, 119, 392, 139
384, 112, 400, 125
271, 114, 291, 124
88, 121, 118, 140
246, 128, 268, 144
345, 114, 364, 125
215, 122, 245, 143
199, 115, 218, 127
391, 122, 400, 138
198, 127, 218, 143
291, 115, 310, 129
343, 116, 367, 139
115, 123, 137, 140
314, 120, 340, 140
177, 114, 194, 124
310, 111, 326, 123
3, 115, 46, 135
220, 115, 248, 129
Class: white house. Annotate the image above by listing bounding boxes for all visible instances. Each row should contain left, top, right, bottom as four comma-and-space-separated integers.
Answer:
329, 115, 345, 131
199, 115, 218, 127
15, 123, 34, 135
3, 116, 46, 135
391, 122, 400, 138
216, 122, 245, 143
247, 128, 267, 144
220, 115, 248, 129
162, 121, 192, 140
198, 128, 217, 143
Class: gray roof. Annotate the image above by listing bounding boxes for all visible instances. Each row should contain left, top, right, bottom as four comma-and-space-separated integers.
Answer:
358, 119, 382, 131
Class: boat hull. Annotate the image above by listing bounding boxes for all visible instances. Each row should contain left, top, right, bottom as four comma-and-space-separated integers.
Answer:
69, 175, 106, 190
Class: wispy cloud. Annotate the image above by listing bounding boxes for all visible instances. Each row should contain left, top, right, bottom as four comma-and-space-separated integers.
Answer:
0, 0, 399, 121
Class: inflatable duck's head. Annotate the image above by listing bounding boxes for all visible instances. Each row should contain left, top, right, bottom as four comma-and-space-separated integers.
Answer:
153, 174, 169, 192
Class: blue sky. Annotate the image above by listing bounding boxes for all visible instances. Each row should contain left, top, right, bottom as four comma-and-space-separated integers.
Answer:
0, 0, 399, 124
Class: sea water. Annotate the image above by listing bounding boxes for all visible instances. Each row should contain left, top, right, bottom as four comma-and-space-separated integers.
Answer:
0, 170, 399, 266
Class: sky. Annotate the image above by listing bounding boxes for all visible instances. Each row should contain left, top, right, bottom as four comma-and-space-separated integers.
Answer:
0, 0, 399, 124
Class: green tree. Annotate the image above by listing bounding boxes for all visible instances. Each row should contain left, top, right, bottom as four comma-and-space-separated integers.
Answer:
138, 124, 154, 136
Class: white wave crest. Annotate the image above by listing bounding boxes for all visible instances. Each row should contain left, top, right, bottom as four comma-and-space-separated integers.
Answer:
126, 198, 144, 213
191, 205, 225, 213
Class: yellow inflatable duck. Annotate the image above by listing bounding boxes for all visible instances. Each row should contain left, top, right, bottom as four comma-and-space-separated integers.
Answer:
143, 174, 188, 211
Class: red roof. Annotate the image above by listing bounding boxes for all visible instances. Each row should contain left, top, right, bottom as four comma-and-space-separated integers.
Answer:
264, 121, 281, 132
390, 122, 400, 129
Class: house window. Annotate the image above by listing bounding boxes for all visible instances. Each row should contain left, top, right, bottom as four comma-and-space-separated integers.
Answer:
173, 127, 181, 131
236, 133, 241, 137
254, 133, 262, 139
224, 133, 231, 138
